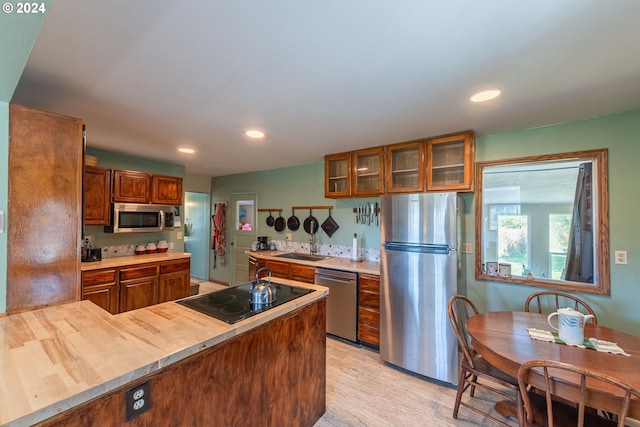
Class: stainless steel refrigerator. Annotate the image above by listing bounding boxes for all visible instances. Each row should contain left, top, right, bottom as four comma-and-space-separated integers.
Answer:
380, 192, 463, 385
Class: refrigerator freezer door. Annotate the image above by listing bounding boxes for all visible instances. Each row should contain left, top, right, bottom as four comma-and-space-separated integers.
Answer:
380, 192, 458, 248
380, 247, 459, 384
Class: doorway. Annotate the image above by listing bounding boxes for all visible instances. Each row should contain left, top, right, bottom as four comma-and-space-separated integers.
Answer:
184, 192, 210, 281
230, 193, 257, 285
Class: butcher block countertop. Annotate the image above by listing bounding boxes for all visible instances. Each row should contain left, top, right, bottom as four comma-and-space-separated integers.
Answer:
247, 250, 380, 276
80, 252, 191, 271
0, 279, 328, 426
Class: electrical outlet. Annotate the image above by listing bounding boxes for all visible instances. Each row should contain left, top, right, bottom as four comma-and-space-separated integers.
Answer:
177, 231, 183, 239
84, 235, 94, 246
286, 233, 292, 241
615, 250, 628, 264
125, 381, 151, 421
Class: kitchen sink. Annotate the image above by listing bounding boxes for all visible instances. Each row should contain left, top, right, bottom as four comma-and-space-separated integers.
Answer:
275, 253, 332, 262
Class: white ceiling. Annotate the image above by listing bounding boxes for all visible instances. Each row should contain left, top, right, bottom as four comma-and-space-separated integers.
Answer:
12, 0, 640, 177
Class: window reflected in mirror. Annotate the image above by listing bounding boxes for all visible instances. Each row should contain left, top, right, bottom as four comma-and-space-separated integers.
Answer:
475, 149, 609, 295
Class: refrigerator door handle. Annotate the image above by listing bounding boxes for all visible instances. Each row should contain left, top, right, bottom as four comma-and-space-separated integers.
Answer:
383, 242, 451, 254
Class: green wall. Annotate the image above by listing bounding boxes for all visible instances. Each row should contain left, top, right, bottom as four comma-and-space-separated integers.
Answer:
212, 109, 640, 335
0, 102, 8, 311
84, 148, 186, 251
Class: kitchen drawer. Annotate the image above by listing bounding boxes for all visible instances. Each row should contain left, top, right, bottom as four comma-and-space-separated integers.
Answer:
82, 268, 117, 286
160, 259, 190, 275
358, 307, 380, 328
359, 291, 379, 310
359, 274, 380, 293
119, 264, 159, 281
290, 264, 315, 283
358, 324, 380, 347
266, 260, 290, 277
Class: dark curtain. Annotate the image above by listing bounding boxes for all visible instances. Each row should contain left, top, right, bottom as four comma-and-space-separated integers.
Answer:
563, 163, 594, 283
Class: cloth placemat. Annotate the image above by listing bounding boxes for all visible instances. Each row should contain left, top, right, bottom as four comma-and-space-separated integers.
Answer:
527, 328, 630, 356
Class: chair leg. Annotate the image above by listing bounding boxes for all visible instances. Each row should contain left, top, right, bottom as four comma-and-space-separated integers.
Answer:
452, 367, 467, 418
470, 374, 478, 397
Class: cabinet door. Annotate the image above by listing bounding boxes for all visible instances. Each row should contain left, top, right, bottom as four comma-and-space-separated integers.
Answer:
84, 166, 112, 225
324, 152, 351, 198
82, 269, 119, 314
120, 277, 159, 312
151, 175, 183, 205
385, 140, 425, 193
158, 259, 191, 303
352, 147, 384, 196
426, 131, 475, 191
112, 170, 150, 203
290, 264, 315, 284
7, 104, 83, 313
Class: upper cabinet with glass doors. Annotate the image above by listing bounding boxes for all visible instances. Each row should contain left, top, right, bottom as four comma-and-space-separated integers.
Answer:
426, 131, 475, 191
352, 147, 385, 197
324, 152, 351, 198
385, 140, 425, 193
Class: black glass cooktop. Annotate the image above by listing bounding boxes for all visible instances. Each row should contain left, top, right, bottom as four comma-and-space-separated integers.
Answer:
176, 282, 315, 324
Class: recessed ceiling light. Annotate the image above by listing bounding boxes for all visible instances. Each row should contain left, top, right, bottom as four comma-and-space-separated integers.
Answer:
470, 89, 502, 103
245, 129, 266, 139
178, 147, 195, 154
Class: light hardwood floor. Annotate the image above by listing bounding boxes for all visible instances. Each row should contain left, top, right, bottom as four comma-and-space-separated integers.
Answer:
315, 337, 510, 427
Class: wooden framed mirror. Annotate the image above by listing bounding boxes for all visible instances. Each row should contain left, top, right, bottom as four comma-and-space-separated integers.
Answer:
475, 149, 610, 295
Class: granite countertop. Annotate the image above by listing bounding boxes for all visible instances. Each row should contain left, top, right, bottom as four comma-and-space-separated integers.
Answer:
80, 252, 191, 271
0, 279, 328, 426
247, 250, 380, 276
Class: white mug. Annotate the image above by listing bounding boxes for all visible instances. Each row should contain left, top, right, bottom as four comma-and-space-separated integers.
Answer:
498, 263, 511, 278
486, 262, 499, 276
547, 307, 595, 345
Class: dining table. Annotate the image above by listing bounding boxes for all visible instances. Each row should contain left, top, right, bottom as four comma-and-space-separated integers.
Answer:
466, 311, 640, 420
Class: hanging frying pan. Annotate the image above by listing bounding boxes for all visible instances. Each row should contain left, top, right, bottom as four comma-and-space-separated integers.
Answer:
321, 209, 339, 237
303, 209, 319, 234
274, 212, 286, 232
266, 210, 274, 227
287, 208, 300, 231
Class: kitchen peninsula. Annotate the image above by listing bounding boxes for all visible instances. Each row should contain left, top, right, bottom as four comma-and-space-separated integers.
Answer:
0, 279, 328, 426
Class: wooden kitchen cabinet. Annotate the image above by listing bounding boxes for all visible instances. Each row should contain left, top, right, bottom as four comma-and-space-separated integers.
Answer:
158, 259, 191, 303
290, 263, 315, 284
151, 174, 183, 205
81, 269, 119, 314
265, 260, 290, 280
426, 130, 475, 191
352, 147, 385, 196
385, 139, 425, 193
112, 169, 151, 203
324, 152, 351, 198
83, 166, 112, 225
358, 273, 380, 348
119, 264, 159, 312
248, 256, 266, 281
7, 104, 83, 314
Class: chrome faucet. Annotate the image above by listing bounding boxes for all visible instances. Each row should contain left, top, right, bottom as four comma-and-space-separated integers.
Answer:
309, 219, 318, 254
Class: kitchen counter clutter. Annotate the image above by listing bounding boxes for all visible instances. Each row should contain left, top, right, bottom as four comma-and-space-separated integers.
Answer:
80, 251, 191, 271
247, 250, 380, 276
0, 278, 328, 426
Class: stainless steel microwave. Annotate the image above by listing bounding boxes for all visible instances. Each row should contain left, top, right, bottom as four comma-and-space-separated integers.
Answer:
105, 203, 175, 233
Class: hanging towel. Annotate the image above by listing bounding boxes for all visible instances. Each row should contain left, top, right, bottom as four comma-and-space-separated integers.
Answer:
212, 202, 226, 267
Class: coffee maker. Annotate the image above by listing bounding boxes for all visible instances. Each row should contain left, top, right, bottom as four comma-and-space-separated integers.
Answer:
257, 236, 269, 251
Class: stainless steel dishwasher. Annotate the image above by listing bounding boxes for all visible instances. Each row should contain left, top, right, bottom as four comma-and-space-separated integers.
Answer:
314, 267, 358, 342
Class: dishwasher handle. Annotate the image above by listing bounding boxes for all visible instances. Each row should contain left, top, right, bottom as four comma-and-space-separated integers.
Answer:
315, 273, 355, 284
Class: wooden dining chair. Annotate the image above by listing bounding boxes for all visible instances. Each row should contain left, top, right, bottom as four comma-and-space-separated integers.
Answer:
524, 291, 598, 324
447, 295, 522, 426
517, 359, 640, 427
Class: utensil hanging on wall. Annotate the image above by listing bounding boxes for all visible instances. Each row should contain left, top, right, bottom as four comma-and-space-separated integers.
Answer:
274, 212, 286, 232
321, 209, 339, 237
287, 208, 300, 231
266, 210, 274, 227
303, 209, 319, 234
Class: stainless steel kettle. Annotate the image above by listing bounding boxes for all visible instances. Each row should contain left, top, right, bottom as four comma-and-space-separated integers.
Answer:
252, 267, 277, 305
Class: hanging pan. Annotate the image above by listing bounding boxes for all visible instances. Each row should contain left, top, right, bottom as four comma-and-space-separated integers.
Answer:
303, 209, 319, 234
274, 212, 286, 232
321, 209, 339, 237
266, 210, 275, 227
287, 208, 300, 231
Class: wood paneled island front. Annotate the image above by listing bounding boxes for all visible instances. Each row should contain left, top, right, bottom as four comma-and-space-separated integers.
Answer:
0, 279, 328, 426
